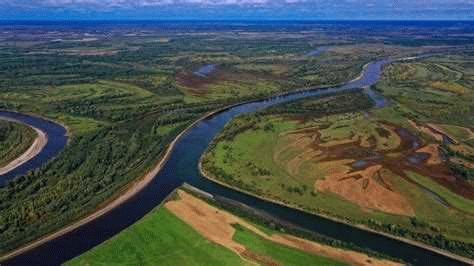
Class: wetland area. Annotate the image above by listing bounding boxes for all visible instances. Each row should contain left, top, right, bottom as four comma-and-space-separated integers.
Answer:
0, 21, 473, 265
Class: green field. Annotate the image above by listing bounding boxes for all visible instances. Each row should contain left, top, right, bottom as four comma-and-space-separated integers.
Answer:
0, 24, 426, 255
0, 120, 36, 168
377, 55, 474, 181
67, 207, 244, 266
0, 22, 472, 259
408, 172, 474, 214
202, 72, 474, 258
68, 190, 349, 266
232, 224, 344, 266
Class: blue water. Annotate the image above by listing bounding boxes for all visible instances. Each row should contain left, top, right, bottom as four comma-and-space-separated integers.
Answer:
2, 58, 469, 265
194, 64, 217, 77
364, 87, 387, 108
352, 160, 369, 168
0, 111, 68, 186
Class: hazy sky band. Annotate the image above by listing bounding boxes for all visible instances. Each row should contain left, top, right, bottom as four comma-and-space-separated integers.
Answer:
1, 0, 473, 20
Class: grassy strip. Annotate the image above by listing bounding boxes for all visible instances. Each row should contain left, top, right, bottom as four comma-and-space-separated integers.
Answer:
407, 172, 474, 214
66, 207, 244, 266
201, 86, 474, 259
181, 186, 401, 263
68, 188, 348, 266
233, 223, 346, 266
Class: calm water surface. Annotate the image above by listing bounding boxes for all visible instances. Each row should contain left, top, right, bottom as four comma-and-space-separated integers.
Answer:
3, 59, 469, 266
194, 64, 217, 77
0, 111, 68, 186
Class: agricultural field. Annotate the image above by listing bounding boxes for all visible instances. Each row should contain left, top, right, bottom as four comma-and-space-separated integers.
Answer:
202, 82, 474, 258
0, 120, 36, 168
69, 188, 398, 266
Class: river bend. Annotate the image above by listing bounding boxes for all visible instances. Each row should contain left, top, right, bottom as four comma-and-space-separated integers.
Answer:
2, 59, 470, 265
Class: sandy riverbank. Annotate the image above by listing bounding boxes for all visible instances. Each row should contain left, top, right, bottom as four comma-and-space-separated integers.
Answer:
0, 54, 439, 262
198, 146, 474, 265
0, 105, 228, 262
0, 118, 48, 176
166, 189, 401, 266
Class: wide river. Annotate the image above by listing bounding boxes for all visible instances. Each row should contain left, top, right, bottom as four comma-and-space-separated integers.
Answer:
2, 59, 470, 265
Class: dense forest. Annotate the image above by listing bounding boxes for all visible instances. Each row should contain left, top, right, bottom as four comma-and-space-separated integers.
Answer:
0, 120, 36, 168
0, 22, 470, 257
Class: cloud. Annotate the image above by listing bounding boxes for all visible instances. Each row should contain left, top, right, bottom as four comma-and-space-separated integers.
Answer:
3, 0, 281, 8
5, 0, 473, 9
1, 0, 473, 19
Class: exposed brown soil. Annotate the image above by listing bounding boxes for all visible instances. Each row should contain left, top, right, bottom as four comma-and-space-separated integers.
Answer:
416, 144, 443, 165
286, 149, 323, 176
271, 234, 401, 266
176, 66, 282, 96
165, 190, 248, 256
320, 135, 359, 147
316, 165, 415, 216
241, 250, 279, 266
275, 121, 474, 214
273, 131, 323, 176
165, 190, 400, 266
451, 157, 474, 169
176, 69, 221, 95
428, 123, 474, 142
426, 123, 458, 144
409, 120, 444, 142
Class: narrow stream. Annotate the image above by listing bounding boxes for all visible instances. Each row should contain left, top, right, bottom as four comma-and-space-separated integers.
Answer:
194, 64, 217, 77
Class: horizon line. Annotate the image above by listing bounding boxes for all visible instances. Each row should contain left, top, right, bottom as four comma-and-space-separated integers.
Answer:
1, 18, 474, 22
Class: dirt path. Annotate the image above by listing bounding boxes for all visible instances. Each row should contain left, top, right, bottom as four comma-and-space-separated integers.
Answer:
166, 190, 401, 266
0, 118, 47, 176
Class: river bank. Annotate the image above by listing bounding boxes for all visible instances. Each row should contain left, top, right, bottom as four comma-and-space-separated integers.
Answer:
198, 156, 474, 265
0, 62, 378, 262
0, 118, 47, 176
3, 55, 460, 265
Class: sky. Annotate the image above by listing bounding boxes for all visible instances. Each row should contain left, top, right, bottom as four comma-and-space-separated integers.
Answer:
0, 0, 473, 20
